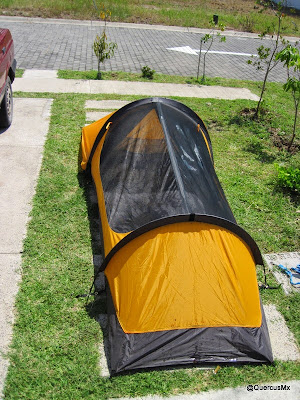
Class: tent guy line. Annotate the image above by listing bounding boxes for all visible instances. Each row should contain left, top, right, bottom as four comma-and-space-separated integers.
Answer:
167, 46, 258, 57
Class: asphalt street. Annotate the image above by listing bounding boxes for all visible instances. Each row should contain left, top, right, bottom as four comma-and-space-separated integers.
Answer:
0, 15, 299, 82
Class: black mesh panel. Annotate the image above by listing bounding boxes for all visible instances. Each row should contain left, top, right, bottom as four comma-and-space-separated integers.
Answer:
100, 99, 235, 233
159, 103, 235, 222
100, 104, 184, 233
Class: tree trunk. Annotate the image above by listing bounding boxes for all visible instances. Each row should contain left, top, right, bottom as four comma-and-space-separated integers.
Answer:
201, 36, 213, 83
97, 61, 102, 80
197, 40, 203, 81
254, 68, 269, 119
288, 99, 299, 152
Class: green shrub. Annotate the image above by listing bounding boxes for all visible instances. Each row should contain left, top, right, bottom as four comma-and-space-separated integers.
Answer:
275, 164, 300, 194
141, 65, 155, 79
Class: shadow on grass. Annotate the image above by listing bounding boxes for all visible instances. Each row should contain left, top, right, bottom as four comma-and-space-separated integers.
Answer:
77, 154, 112, 376
85, 294, 112, 377
77, 143, 104, 256
78, 171, 103, 253
272, 184, 300, 207
77, 166, 107, 295
229, 114, 262, 135
85, 295, 106, 317
244, 139, 276, 163
229, 107, 273, 133
229, 107, 279, 164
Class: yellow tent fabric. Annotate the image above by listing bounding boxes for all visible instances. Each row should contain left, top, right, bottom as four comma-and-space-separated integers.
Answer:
105, 222, 262, 334
81, 112, 114, 171
116, 109, 166, 154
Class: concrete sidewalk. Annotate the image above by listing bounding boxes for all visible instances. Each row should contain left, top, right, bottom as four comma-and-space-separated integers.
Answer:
14, 69, 260, 101
0, 97, 53, 399
112, 381, 300, 400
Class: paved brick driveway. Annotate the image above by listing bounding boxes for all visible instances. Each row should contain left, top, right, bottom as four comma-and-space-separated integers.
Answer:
1, 16, 299, 82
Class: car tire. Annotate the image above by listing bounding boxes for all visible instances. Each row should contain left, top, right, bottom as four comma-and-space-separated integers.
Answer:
0, 77, 13, 128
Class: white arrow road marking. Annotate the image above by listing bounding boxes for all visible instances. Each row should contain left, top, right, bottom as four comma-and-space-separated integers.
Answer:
167, 46, 199, 55
167, 46, 258, 57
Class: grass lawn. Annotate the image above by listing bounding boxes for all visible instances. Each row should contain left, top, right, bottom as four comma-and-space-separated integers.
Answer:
1, 0, 300, 35
57, 69, 265, 87
3, 76, 300, 398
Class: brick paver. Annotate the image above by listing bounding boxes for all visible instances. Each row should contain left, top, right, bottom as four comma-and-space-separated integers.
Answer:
1, 16, 299, 82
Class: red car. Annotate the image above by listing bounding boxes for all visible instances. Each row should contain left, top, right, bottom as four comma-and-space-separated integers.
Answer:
0, 28, 16, 128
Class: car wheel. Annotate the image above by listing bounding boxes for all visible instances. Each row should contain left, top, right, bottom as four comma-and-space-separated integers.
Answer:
0, 77, 13, 128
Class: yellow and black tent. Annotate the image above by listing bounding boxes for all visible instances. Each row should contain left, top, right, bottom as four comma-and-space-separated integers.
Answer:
81, 97, 273, 374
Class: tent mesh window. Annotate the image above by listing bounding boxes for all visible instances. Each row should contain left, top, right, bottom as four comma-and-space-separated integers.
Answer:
100, 101, 235, 233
